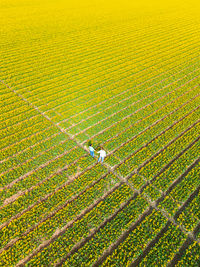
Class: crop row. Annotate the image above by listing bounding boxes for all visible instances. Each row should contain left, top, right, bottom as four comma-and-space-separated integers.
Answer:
138, 122, 200, 180
0, 92, 28, 115
0, 171, 122, 266
23, 183, 138, 266
0, 133, 66, 176
0, 165, 108, 251
0, 145, 89, 213
49, 42, 200, 122
137, 223, 187, 266
0, 137, 78, 188
0, 126, 60, 162
102, 85, 200, 156
1, 107, 39, 132
58, 51, 200, 128
16, 32, 198, 119
115, 111, 200, 177
158, 161, 200, 217
7, 28, 178, 104
175, 240, 200, 266
4, 19, 168, 81
76, 78, 200, 144
65, 62, 200, 136
0, 164, 107, 239
60, 197, 150, 267
0, 132, 63, 172
142, 138, 200, 201
65, 209, 166, 266
0, 117, 52, 151
176, 190, 200, 232
12, 22, 198, 104
2, 14, 195, 72
3, 17, 194, 80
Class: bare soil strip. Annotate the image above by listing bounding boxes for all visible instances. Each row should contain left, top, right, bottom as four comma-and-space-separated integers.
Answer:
130, 222, 171, 267
15, 182, 124, 267
0, 170, 116, 254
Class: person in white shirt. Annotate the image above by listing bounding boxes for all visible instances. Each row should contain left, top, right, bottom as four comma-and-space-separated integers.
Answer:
97, 147, 106, 164
89, 144, 95, 157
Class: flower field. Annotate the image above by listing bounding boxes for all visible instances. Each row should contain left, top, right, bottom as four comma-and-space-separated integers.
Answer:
0, 0, 200, 266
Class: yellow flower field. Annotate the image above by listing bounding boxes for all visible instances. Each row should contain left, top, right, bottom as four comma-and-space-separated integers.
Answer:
0, 0, 200, 266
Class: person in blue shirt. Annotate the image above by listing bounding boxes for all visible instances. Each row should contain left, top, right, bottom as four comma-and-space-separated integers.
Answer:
89, 144, 95, 157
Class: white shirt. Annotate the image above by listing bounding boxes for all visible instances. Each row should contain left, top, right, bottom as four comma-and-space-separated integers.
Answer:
89, 146, 94, 152
97, 150, 106, 157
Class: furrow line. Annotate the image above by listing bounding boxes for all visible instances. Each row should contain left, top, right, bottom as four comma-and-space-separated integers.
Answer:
0, 79, 91, 158
79, 78, 200, 145
111, 107, 200, 174
36, 38, 199, 113
2, 48, 198, 127
99, 89, 200, 154
167, 237, 193, 266
15, 182, 123, 267
157, 157, 200, 201
56, 52, 200, 125
129, 222, 171, 267
0, 146, 80, 194
12, 23, 198, 100
3, 17, 193, 67
0, 170, 115, 255
0, 131, 59, 164
149, 135, 200, 186
0, 125, 57, 163
61, 61, 200, 132
23, 26, 198, 103
0, 134, 69, 177
90, 207, 153, 267
0, 161, 99, 231
54, 192, 145, 267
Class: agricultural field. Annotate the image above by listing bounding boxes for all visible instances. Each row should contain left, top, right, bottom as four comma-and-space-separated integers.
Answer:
0, 0, 200, 266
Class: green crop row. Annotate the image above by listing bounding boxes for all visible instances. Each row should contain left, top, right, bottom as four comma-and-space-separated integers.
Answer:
115, 110, 200, 177
0, 146, 88, 218
145, 138, 200, 200
75, 71, 200, 143
176, 191, 200, 232
0, 108, 38, 131
0, 141, 80, 206
29, 30, 198, 110
34, 34, 198, 115
64, 194, 150, 266
158, 161, 200, 216
0, 132, 67, 174
105, 89, 199, 159
0, 138, 76, 187
44, 43, 200, 120
175, 241, 200, 266
139, 122, 200, 179
0, 171, 119, 266
138, 223, 187, 266
0, 126, 60, 161
66, 61, 200, 136
101, 210, 167, 267
0, 164, 108, 250
0, 119, 52, 151
59, 52, 200, 127
25, 183, 135, 266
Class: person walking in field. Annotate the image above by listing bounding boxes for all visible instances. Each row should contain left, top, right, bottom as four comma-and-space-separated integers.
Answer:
97, 147, 106, 164
89, 143, 95, 157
